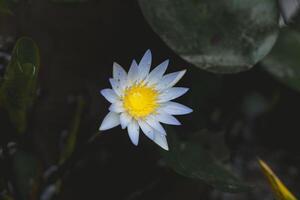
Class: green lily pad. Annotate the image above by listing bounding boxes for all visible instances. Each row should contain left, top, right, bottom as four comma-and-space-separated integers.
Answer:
139, 0, 279, 73
262, 28, 300, 92
162, 131, 251, 193
0, 37, 40, 133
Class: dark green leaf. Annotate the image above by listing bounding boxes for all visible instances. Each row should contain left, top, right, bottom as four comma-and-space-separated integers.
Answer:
262, 28, 300, 92
59, 96, 85, 165
0, 37, 40, 133
162, 131, 251, 193
12, 150, 39, 200
51, 0, 88, 3
0, 0, 12, 15
139, 0, 279, 73
190, 130, 230, 162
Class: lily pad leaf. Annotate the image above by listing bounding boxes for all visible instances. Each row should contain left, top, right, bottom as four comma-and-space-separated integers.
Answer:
0, 37, 40, 133
278, 0, 300, 25
261, 28, 300, 92
162, 131, 251, 193
139, 0, 279, 73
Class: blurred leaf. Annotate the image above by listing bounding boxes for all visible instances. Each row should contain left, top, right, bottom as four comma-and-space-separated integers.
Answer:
0, 178, 13, 200
258, 159, 298, 200
12, 150, 40, 200
50, 0, 88, 3
0, 0, 12, 15
261, 28, 300, 92
2, 194, 14, 200
59, 96, 85, 165
162, 131, 251, 193
139, 0, 279, 73
278, 0, 300, 25
0, 37, 40, 133
190, 130, 230, 162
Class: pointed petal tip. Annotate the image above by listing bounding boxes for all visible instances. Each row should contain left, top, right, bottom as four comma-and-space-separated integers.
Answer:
178, 69, 187, 77
183, 87, 190, 93
142, 49, 152, 61
100, 88, 111, 96
158, 87, 190, 102
99, 124, 110, 131
177, 105, 193, 116
99, 112, 120, 131
99, 121, 108, 131
138, 49, 152, 80
156, 113, 182, 126
99, 126, 106, 131
100, 89, 105, 96
113, 62, 118, 68
162, 102, 193, 115
128, 120, 140, 146
156, 141, 169, 151
161, 59, 170, 68
153, 132, 169, 150
129, 137, 139, 146
131, 59, 138, 65
160, 59, 169, 66
145, 49, 152, 54
121, 125, 126, 129
163, 145, 169, 151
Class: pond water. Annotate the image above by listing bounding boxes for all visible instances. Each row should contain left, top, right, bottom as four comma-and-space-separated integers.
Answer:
0, 0, 299, 200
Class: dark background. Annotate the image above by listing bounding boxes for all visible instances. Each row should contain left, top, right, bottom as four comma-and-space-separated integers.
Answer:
0, 0, 299, 199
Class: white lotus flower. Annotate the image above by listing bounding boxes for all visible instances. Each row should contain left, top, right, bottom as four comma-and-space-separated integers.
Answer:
99, 50, 192, 150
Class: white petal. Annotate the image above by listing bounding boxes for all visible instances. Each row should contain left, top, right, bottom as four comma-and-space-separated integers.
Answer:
138, 120, 154, 140
113, 62, 127, 90
153, 131, 169, 150
138, 49, 152, 81
120, 112, 132, 129
145, 116, 166, 135
156, 70, 186, 91
99, 112, 120, 131
146, 59, 169, 85
100, 89, 119, 103
127, 120, 140, 146
158, 87, 189, 102
109, 101, 124, 113
128, 59, 139, 85
161, 102, 193, 115
156, 113, 181, 125
109, 78, 122, 97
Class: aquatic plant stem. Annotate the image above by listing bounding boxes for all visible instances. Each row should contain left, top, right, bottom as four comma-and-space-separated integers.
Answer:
44, 131, 101, 185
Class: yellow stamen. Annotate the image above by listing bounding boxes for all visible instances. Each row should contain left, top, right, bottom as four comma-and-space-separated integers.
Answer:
123, 83, 158, 119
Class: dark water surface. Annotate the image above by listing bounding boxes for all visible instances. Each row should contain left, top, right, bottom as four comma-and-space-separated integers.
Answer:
0, 0, 299, 199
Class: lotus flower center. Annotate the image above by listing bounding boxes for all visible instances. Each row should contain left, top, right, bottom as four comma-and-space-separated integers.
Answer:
123, 84, 158, 119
